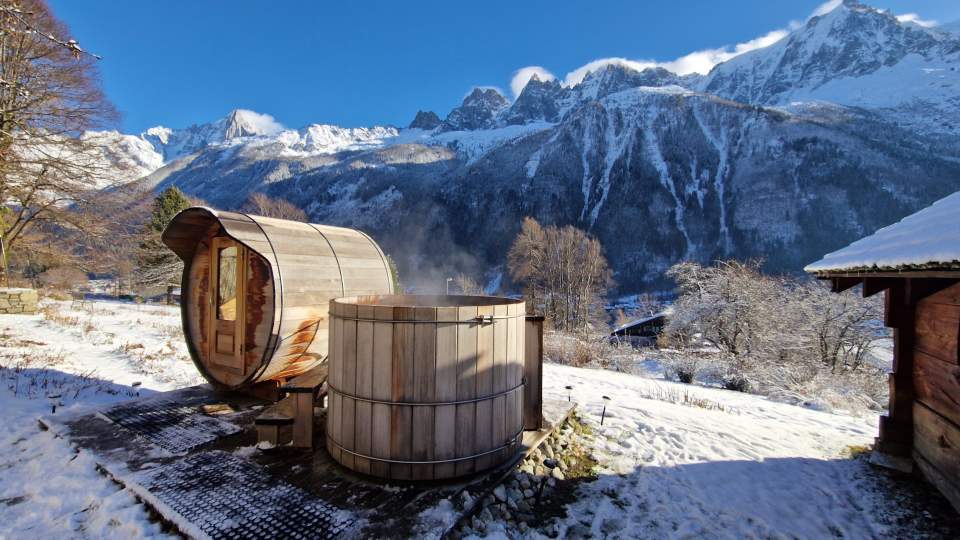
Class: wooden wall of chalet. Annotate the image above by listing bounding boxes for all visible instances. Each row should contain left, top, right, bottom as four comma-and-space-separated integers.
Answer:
912, 282, 960, 510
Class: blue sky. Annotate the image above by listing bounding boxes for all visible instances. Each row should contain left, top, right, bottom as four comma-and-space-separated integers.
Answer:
50, 0, 960, 133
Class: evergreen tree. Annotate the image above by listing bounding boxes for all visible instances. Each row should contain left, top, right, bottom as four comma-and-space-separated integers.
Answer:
148, 187, 192, 233
134, 188, 191, 289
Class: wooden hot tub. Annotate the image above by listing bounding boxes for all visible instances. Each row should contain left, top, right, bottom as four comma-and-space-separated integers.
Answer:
326, 294, 526, 480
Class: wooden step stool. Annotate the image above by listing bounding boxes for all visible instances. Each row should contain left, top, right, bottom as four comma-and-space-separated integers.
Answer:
254, 363, 329, 448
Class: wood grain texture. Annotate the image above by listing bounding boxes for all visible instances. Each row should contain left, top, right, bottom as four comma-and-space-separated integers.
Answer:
164, 207, 393, 390
455, 305, 478, 477
391, 306, 415, 480
339, 303, 358, 471
524, 316, 544, 431
325, 297, 525, 480
412, 307, 437, 479
327, 300, 341, 463
913, 401, 960, 511
474, 305, 495, 471
914, 301, 960, 364
914, 348, 960, 427
370, 305, 394, 478
354, 304, 375, 474
492, 304, 508, 464
434, 307, 459, 479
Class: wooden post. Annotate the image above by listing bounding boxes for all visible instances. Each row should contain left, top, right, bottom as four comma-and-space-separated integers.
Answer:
877, 282, 915, 457
524, 315, 544, 431
292, 392, 315, 448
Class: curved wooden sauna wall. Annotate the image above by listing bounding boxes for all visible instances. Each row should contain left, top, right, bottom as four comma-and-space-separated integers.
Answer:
326, 294, 526, 480
162, 207, 393, 389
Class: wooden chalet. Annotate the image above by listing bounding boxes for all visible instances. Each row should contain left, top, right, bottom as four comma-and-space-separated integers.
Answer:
610, 311, 669, 347
806, 191, 960, 511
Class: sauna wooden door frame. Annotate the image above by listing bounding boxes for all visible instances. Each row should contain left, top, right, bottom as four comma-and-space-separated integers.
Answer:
209, 236, 246, 373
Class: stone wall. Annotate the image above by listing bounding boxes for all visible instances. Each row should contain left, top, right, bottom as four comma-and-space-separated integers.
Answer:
0, 288, 39, 314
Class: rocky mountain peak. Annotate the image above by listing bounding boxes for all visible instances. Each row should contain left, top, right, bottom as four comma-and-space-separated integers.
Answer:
503, 75, 568, 125
577, 64, 688, 101
221, 109, 284, 139
440, 87, 510, 131
408, 110, 441, 130
703, 0, 958, 105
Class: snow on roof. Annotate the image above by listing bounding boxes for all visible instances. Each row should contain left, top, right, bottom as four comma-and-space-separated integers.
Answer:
612, 310, 671, 333
805, 190, 960, 274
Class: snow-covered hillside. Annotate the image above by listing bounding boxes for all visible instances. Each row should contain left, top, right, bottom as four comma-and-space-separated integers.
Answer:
0, 299, 954, 538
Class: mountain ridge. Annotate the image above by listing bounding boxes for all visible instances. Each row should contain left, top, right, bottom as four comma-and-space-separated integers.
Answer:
91, 0, 960, 292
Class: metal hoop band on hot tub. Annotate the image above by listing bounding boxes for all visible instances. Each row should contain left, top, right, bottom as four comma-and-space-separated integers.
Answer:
327, 312, 527, 324
327, 427, 524, 465
326, 380, 525, 406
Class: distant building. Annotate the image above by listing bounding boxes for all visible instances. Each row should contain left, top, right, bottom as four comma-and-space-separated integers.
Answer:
806, 190, 960, 512
610, 311, 669, 347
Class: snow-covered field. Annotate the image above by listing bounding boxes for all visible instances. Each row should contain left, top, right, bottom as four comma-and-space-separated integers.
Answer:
0, 299, 950, 538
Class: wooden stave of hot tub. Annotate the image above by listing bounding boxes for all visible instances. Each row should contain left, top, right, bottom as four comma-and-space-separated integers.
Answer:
326, 294, 526, 480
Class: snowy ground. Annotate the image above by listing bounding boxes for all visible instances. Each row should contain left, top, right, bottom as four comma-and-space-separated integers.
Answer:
0, 299, 954, 538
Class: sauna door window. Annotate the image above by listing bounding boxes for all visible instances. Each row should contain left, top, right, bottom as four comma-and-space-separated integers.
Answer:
217, 246, 238, 321
210, 237, 245, 371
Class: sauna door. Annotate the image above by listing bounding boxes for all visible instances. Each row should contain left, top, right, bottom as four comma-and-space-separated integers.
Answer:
209, 237, 245, 372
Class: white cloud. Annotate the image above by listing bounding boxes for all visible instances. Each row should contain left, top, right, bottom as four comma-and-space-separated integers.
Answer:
233, 109, 285, 134
896, 13, 937, 28
510, 66, 557, 98
810, 0, 842, 18
559, 0, 935, 87
562, 27, 789, 85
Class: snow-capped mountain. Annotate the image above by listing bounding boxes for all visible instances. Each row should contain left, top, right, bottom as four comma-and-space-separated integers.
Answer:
93, 0, 960, 292
703, 0, 960, 136
143, 108, 285, 161
440, 88, 511, 131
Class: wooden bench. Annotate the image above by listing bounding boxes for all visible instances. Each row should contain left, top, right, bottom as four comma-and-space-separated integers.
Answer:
254, 395, 295, 446
254, 363, 329, 448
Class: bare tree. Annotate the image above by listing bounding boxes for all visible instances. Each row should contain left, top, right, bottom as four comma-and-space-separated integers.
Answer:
663, 260, 885, 406
0, 0, 119, 275
507, 217, 613, 332
240, 192, 308, 221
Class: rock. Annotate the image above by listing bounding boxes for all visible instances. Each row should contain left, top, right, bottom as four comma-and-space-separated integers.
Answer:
493, 485, 507, 502
567, 523, 593, 540
544, 445, 555, 459
519, 477, 531, 490
408, 110, 441, 130
517, 500, 531, 513
523, 488, 534, 499
547, 478, 557, 487
535, 465, 546, 476
479, 507, 493, 523
551, 467, 565, 480
601, 518, 626, 534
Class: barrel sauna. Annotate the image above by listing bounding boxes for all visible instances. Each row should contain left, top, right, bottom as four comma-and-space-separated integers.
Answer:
161, 207, 394, 389
326, 294, 526, 480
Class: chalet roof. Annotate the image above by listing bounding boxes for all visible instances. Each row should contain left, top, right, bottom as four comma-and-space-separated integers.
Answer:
805, 190, 960, 275
611, 310, 671, 334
